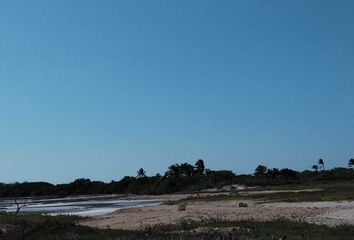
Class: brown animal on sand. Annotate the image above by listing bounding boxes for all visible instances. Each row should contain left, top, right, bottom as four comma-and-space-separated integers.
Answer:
238, 202, 248, 208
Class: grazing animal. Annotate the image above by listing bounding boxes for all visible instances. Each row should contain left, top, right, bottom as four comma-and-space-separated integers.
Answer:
178, 203, 187, 211
238, 202, 248, 208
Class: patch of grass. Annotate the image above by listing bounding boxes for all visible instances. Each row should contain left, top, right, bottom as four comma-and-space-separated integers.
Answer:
246, 181, 354, 202
148, 218, 354, 240
165, 193, 245, 205
0, 212, 84, 225
168, 181, 354, 204
0, 213, 140, 240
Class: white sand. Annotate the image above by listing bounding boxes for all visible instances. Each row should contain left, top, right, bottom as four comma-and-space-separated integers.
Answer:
81, 198, 354, 230
81, 200, 354, 230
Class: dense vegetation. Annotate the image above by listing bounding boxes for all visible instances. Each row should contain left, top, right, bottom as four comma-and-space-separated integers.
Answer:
1, 213, 354, 240
0, 159, 354, 198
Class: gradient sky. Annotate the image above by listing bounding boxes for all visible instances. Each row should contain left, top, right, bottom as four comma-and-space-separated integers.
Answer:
1, 0, 353, 183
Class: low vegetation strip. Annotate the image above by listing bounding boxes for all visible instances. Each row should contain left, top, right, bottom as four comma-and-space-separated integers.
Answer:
238, 188, 323, 196
1, 213, 354, 240
167, 181, 354, 205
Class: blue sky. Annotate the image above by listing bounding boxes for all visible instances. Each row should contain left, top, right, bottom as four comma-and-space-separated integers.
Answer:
1, 0, 353, 183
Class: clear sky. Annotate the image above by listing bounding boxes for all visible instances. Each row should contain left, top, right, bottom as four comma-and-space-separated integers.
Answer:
1, 0, 353, 183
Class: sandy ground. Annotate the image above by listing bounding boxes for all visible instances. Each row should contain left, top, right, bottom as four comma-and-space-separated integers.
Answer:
81, 191, 354, 230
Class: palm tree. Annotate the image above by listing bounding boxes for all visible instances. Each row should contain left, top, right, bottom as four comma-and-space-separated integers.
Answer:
348, 158, 354, 169
312, 165, 319, 172
137, 168, 146, 178
194, 159, 205, 175
318, 159, 325, 171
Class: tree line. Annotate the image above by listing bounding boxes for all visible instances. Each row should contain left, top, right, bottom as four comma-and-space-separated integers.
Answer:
0, 158, 353, 198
